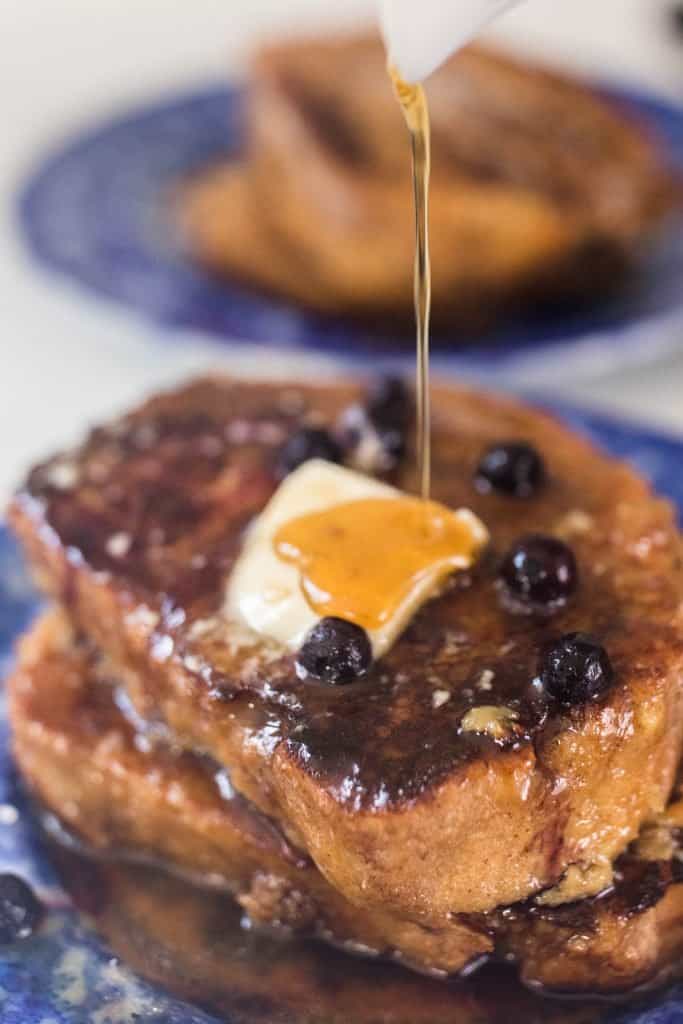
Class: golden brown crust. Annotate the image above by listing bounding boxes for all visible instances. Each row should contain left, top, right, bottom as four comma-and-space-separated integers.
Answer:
8, 608, 492, 976
9, 606, 683, 992
8, 375, 683, 922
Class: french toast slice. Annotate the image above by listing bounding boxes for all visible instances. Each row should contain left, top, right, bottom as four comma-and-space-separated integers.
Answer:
8, 376, 683, 922
9, 607, 683, 994
8, 609, 492, 977
180, 34, 679, 324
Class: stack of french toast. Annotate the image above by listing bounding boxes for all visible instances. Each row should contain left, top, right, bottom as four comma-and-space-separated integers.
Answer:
7, 374, 683, 995
180, 33, 678, 329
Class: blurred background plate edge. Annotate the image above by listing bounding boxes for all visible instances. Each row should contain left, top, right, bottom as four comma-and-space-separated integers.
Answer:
13, 82, 683, 389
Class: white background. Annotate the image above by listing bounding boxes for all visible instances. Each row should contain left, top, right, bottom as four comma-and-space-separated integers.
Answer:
1, 0, 682, 503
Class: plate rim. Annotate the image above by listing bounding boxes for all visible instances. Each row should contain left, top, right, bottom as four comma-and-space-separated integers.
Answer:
14, 79, 683, 385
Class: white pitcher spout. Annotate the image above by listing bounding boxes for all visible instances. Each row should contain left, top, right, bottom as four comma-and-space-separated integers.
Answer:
380, 0, 525, 83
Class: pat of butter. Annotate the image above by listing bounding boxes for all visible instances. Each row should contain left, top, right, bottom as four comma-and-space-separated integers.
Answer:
226, 460, 487, 660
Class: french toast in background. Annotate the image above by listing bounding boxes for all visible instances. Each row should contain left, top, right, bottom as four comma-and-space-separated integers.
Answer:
180, 33, 679, 331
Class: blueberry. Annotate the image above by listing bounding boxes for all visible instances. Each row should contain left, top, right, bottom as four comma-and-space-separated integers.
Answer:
672, 3, 683, 37
367, 377, 409, 432
475, 442, 545, 498
276, 427, 342, 478
338, 405, 401, 473
368, 376, 409, 463
500, 534, 577, 611
0, 874, 43, 944
296, 617, 372, 684
340, 377, 410, 472
540, 633, 614, 706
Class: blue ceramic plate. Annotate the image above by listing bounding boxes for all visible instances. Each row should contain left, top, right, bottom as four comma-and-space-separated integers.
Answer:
16, 83, 683, 384
0, 398, 683, 1022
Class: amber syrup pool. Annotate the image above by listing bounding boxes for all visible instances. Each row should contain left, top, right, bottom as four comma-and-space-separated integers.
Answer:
47, 836, 612, 1024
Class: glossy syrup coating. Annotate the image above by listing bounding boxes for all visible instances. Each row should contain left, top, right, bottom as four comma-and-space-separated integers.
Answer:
11, 606, 683, 993
9, 376, 683, 923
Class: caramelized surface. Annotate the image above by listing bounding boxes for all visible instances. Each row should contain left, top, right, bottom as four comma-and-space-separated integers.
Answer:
11, 607, 683, 995
8, 610, 492, 976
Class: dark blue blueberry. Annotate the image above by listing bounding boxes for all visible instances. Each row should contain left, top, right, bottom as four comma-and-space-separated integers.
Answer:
296, 617, 372, 684
500, 535, 577, 610
671, 3, 683, 36
340, 377, 410, 472
0, 874, 43, 945
367, 376, 409, 462
276, 427, 342, 478
475, 442, 545, 498
367, 376, 409, 430
540, 633, 614, 706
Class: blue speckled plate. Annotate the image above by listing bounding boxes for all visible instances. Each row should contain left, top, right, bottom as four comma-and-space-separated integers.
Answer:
16, 83, 683, 385
1, 399, 683, 1023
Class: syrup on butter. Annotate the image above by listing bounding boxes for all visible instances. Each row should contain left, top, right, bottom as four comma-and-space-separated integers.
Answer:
226, 460, 487, 660
275, 496, 484, 631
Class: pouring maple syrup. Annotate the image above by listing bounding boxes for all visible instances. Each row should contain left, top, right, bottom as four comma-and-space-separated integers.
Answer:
383, 1, 527, 500
390, 67, 432, 500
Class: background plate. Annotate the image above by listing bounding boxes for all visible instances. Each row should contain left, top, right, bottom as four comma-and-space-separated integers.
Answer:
0, 399, 683, 1021
16, 83, 683, 386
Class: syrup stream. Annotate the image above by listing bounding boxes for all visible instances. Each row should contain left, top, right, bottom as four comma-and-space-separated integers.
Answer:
390, 68, 432, 500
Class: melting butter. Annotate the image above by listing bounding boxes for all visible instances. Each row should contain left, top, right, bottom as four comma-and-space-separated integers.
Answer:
226, 460, 487, 659
275, 496, 482, 630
